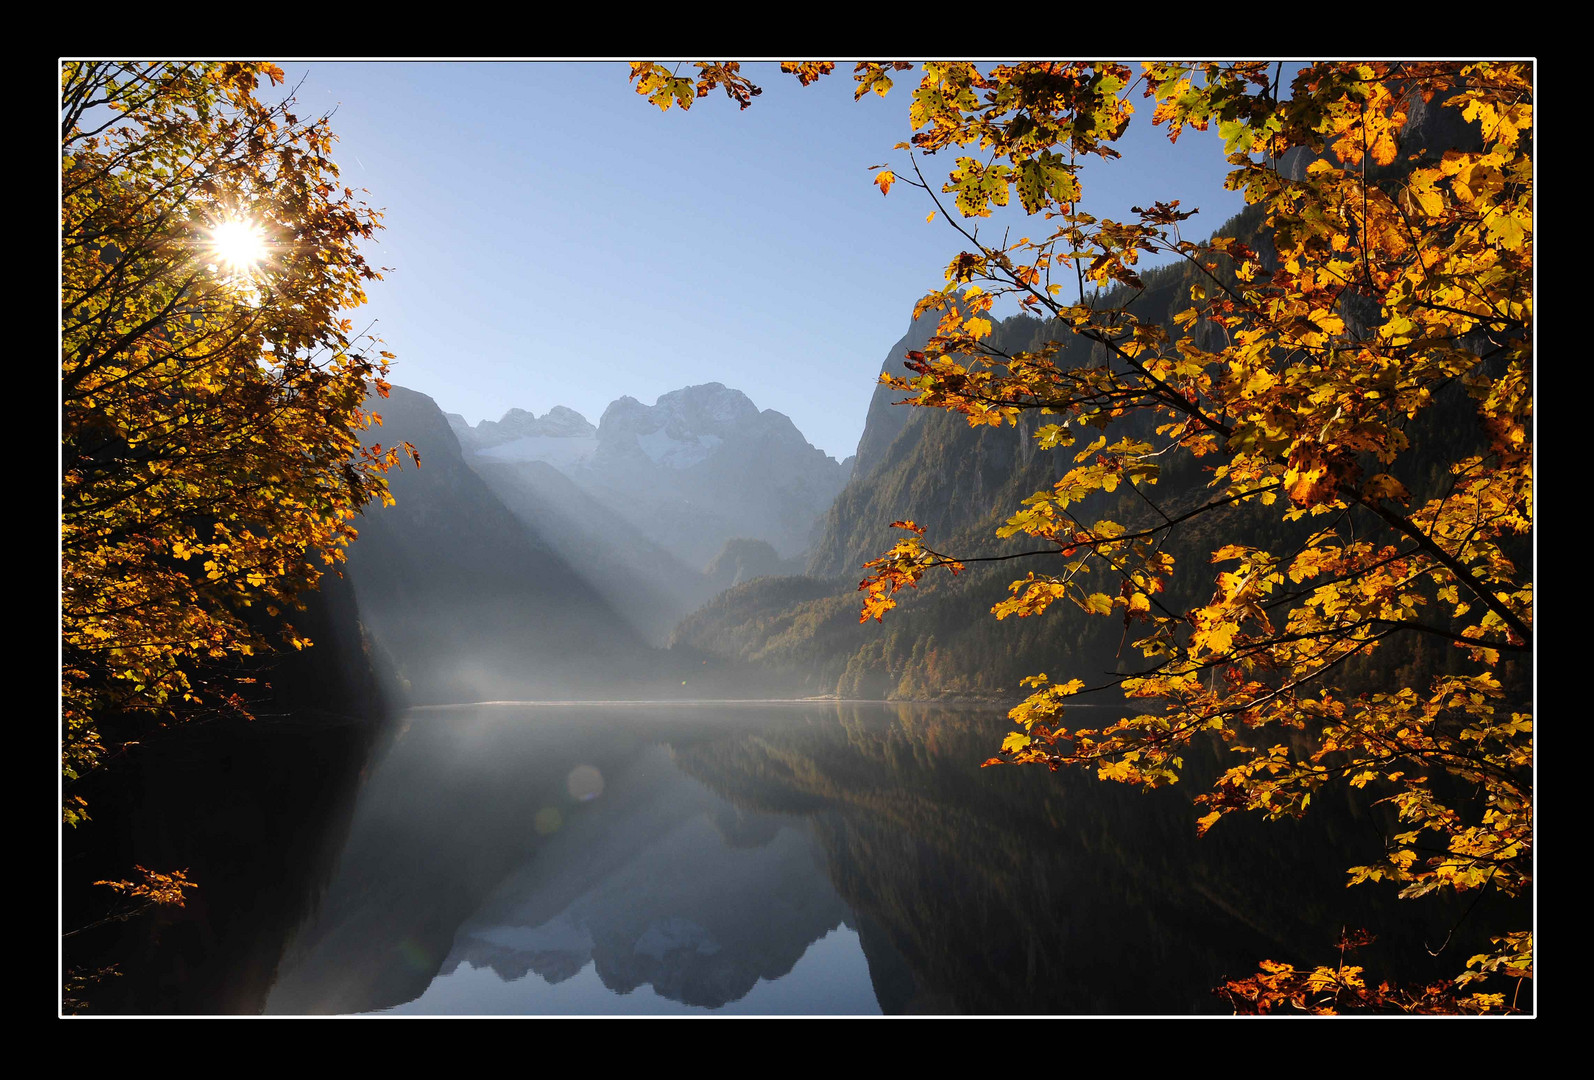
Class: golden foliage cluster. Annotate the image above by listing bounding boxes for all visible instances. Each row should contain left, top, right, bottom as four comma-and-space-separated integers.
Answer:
61, 62, 412, 823
636, 61, 1532, 1011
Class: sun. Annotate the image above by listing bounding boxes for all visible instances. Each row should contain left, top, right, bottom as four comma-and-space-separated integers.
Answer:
208, 218, 269, 273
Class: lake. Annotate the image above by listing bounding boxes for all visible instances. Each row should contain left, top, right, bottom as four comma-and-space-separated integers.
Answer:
249, 700, 1517, 1016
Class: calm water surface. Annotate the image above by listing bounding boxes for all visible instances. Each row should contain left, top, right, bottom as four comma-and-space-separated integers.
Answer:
262, 701, 1509, 1016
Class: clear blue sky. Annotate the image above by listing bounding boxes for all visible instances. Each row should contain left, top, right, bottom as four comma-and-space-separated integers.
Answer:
274, 61, 1252, 460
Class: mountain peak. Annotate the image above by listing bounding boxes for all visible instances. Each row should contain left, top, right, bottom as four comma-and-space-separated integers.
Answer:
597, 383, 762, 465
459, 405, 597, 450
465, 381, 847, 566
652, 383, 760, 430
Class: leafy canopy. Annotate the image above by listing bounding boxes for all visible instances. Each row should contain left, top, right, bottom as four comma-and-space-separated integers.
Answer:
61, 62, 413, 823
631, 60, 1532, 1013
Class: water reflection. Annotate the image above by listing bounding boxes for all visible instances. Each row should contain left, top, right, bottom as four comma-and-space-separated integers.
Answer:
386, 927, 881, 1016
403, 746, 868, 1011
265, 702, 1523, 1015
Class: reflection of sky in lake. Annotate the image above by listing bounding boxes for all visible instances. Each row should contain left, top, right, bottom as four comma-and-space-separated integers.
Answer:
381, 925, 881, 1015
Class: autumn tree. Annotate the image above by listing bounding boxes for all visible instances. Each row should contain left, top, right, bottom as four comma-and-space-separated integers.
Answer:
631, 61, 1532, 1013
61, 61, 412, 825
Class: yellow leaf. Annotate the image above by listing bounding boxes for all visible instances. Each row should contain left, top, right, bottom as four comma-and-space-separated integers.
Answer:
1002, 731, 1032, 753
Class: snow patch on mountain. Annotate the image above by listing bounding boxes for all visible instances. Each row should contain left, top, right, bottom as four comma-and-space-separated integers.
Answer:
478, 433, 599, 467
635, 429, 722, 468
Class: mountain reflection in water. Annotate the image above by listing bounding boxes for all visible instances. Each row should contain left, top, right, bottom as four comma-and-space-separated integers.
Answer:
265, 702, 1520, 1016
386, 745, 876, 1014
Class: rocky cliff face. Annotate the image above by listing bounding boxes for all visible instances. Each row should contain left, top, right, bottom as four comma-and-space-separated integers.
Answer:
848, 314, 937, 485
807, 313, 1078, 580
596, 383, 761, 471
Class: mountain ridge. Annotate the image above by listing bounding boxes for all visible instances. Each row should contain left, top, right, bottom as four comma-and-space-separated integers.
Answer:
441, 382, 852, 643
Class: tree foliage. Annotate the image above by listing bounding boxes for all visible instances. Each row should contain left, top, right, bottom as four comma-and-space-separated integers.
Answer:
61, 62, 412, 823
631, 60, 1532, 1012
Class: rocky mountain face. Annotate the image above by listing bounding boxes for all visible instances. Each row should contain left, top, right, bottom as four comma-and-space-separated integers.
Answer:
847, 314, 939, 486
455, 384, 849, 568
449, 406, 598, 470
807, 314, 1086, 581
447, 383, 850, 642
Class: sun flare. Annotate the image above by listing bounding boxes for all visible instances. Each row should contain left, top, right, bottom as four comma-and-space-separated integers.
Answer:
208, 218, 268, 273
